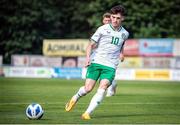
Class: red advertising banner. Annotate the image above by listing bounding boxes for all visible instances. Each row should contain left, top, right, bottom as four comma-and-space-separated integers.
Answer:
123, 39, 139, 56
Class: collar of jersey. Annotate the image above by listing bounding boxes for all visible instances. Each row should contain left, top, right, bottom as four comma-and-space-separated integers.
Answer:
109, 24, 122, 32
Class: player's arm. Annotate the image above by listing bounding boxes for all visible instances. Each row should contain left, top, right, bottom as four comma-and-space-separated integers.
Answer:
119, 41, 125, 62
85, 26, 101, 67
120, 32, 129, 62
119, 52, 124, 62
85, 40, 97, 67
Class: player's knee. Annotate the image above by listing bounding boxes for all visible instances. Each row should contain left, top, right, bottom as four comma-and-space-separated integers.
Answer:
99, 79, 110, 90
84, 86, 93, 93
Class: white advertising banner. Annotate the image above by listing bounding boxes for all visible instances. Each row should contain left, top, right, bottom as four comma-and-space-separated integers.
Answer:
82, 68, 87, 79
171, 57, 180, 69
170, 70, 180, 81
4, 67, 51, 78
82, 68, 135, 80
115, 68, 135, 80
173, 39, 180, 56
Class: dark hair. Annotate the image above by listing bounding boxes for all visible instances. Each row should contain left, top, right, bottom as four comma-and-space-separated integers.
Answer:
110, 5, 126, 16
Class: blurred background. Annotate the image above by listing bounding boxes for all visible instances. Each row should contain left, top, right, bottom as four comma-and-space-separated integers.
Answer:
0, 0, 180, 81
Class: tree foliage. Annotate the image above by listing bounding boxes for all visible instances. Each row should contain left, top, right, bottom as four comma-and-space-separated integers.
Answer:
0, 0, 180, 63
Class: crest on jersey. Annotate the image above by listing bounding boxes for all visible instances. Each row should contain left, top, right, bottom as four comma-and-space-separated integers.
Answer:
121, 33, 126, 39
106, 30, 111, 34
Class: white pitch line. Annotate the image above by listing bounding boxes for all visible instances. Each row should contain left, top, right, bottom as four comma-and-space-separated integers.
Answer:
0, 102, 180, 105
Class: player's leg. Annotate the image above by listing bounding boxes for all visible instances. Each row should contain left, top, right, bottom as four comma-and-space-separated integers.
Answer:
65, 79, 96, 112
106, 80, 117, 97
65, 63, 100, 112
81, 65, 115, 119
81, 79, 109, 120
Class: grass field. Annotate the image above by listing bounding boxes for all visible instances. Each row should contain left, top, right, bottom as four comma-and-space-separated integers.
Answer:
0, 78, 180, 124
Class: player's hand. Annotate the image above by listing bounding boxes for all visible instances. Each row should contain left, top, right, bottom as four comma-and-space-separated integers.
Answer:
119, 53, 124, 62
85, 58, 91, 67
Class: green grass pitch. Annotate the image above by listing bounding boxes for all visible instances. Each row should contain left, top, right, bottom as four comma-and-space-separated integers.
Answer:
0, 78, 180, 124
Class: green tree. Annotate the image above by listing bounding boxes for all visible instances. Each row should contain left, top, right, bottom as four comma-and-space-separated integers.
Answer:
0, 0, 63, 63
0, 0, 180, 64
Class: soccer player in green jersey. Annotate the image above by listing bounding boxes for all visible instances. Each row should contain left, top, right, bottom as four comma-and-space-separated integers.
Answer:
65, 5, 129, 120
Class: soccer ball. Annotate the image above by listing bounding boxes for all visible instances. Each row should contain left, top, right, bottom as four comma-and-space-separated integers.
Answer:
26, 103, 44, 120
